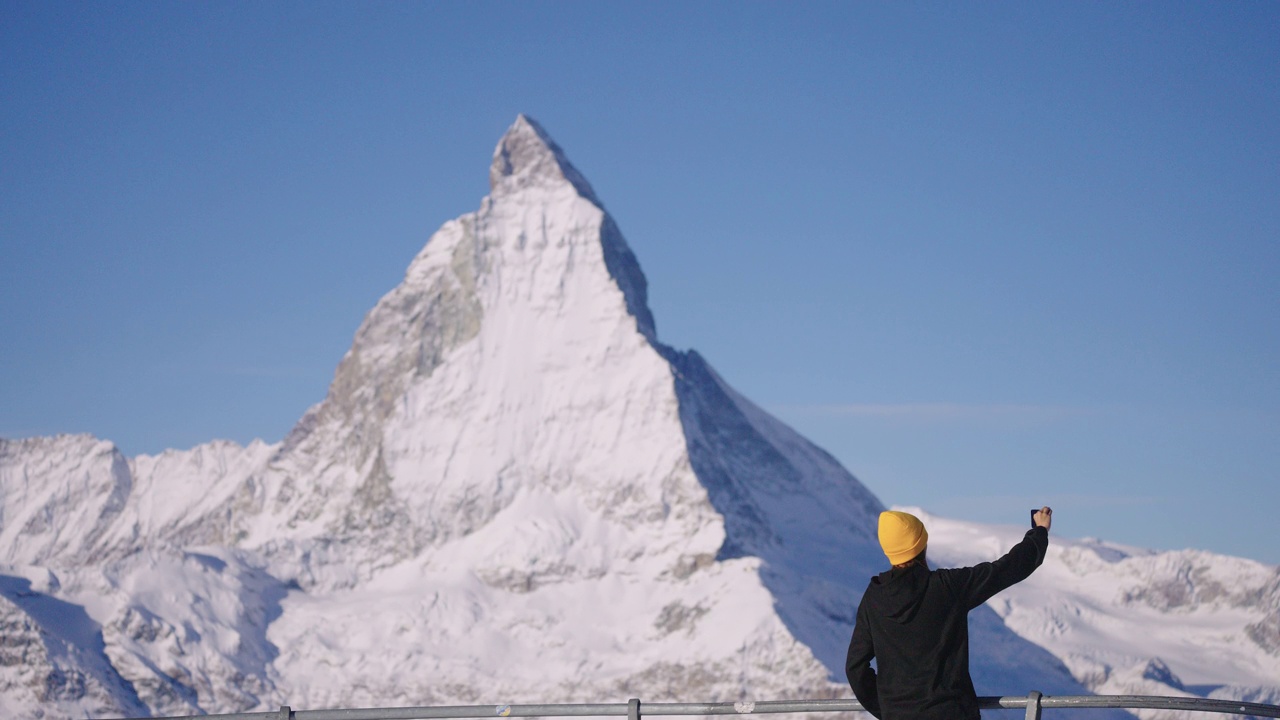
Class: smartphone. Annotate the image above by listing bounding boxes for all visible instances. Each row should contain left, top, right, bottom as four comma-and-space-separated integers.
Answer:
1030, 509, 1039, 527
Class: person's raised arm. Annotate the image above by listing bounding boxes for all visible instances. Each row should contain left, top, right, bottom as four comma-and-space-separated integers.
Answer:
957, 506, 1051, 610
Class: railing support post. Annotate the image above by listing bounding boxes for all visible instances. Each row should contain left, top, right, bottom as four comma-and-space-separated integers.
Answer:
1025, 691, 1043, 720
629, 698, 641, 720
278, 705, 292, 720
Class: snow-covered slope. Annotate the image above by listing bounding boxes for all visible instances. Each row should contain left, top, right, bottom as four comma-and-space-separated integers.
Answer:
1, 116, 1275, 719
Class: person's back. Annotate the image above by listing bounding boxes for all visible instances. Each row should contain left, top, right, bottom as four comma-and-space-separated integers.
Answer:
846, 509, 1052, 720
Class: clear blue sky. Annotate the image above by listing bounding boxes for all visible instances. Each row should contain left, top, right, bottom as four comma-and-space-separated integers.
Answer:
2, 2, 1277, 564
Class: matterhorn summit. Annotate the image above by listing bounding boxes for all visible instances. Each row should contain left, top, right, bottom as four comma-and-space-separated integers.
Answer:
3, 116, 1277, 719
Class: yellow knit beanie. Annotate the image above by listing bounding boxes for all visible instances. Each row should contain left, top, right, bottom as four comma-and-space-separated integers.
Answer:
878, 511, 928, 565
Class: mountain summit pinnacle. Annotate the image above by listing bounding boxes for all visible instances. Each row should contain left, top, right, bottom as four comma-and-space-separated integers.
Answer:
489, 114, 602, 206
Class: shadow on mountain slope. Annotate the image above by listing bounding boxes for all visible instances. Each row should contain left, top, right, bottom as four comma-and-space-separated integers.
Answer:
663, 348, 1125, 718
0, 573, 149, 717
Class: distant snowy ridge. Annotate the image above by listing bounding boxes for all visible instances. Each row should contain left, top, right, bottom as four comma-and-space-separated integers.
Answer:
2, 116, 1277, 720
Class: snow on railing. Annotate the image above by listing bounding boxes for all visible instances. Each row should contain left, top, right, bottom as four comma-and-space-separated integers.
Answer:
114, 693, 1280, 720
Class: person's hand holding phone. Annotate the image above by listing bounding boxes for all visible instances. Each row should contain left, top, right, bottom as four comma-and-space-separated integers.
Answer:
1031, 506, 1053, 530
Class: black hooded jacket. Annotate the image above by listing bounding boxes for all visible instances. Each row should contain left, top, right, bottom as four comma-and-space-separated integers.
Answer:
845, 526, 1048, 720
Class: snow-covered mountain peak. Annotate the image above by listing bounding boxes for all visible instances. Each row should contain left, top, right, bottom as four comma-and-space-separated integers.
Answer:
203, 115, 682, 583
489, 114, 602, 207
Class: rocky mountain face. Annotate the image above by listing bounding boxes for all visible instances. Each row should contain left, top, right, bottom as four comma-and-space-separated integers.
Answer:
2, 116, 1276, 720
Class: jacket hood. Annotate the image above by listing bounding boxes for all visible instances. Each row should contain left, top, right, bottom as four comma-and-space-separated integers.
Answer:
868, 562, 930, 623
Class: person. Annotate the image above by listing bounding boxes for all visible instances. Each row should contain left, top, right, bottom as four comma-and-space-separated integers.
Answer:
845, 507, 1053, 720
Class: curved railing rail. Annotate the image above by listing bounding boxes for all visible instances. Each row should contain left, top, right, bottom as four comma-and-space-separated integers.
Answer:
127, 693, 1280, 720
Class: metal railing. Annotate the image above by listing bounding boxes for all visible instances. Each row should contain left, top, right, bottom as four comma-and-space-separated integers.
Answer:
125, 693, 1280, 720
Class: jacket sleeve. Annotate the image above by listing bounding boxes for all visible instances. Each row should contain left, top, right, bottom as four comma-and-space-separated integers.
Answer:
959, 526, 1048, 610
845, 601, 882, 719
